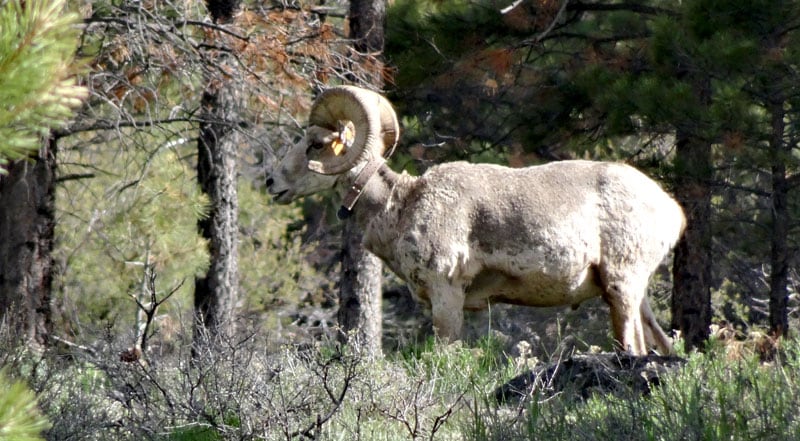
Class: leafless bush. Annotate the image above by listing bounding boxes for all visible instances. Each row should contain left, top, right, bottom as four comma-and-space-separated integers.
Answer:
370, 375, 465, 441
97, 330, 364, 440
1, 321, 497, 441
2, 292, 472, 441
0, 315, 363, 440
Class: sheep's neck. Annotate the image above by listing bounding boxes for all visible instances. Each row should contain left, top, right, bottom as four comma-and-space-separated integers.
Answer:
338, 158, 386, 219
338, 159, 416, 269
341, 158, 408, 226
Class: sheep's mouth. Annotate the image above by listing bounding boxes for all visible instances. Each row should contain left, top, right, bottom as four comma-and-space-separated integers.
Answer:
270, 189, 290, 203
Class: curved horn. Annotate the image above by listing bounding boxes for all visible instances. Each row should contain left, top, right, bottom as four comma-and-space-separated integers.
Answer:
377, 93, 400, 157
307, 86, 399, 175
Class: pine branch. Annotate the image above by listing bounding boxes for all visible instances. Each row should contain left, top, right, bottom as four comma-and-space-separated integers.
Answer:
85, 16, 251, 42
0, 0, 87, 165
56, 173, 96, 183
567, 0, 679, 17
55, 117, 203, 137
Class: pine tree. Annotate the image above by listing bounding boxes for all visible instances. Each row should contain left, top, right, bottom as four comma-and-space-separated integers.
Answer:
338, 0, 388, 358
0, 371, 50, 441
0, 0, 85, 347
193, 0, 242, 346
725, 0, 800, 338
0, 0, 86, 169
53, 0, 378, 349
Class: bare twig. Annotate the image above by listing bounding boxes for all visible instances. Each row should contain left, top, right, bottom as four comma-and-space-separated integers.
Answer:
535, 0, 570, 43
124, 246, 185, 362
289, 351, 358, 439
50, 335, 97, 356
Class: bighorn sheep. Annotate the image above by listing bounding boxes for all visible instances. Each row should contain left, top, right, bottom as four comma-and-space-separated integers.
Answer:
266, 86, 686, 355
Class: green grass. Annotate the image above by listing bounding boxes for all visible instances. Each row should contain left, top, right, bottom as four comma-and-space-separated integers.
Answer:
162, 425, 222, 441
500, 339, 800, 441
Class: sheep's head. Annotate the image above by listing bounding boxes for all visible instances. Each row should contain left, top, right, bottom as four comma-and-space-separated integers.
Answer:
267, 86, 399, 204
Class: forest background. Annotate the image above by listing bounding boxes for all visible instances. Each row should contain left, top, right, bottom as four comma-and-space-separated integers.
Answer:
1, 0, 800, 439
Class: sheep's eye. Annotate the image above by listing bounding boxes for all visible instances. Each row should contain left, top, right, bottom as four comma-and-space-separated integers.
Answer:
306, 141, 324, 155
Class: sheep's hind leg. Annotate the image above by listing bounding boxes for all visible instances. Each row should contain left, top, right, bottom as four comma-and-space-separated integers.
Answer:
640, 297, 674, 355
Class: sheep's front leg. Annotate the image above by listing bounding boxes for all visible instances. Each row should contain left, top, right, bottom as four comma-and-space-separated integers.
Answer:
610, 306, 646, 355
428, 283, 466, 342
603, 281, 648, 355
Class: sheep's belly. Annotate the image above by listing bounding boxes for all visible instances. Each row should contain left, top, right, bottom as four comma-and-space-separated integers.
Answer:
463, 267, 603, 310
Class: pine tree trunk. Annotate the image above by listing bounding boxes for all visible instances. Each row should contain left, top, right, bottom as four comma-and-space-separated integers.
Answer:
348, 0, 387, 85
0, 138, 56, 348
768, 99, 790, 338
338, 0, 387, 357
669, 71, 714, 352
339, 219, 383, 354
194, 0, 240, 344
671, 132, 713, 351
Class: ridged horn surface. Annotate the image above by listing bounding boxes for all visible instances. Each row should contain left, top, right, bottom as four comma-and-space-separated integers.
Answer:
377, 94, 400, 155
307, 86, 399, 175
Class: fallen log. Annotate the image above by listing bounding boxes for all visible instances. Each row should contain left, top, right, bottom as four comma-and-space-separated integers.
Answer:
495, 352, 686, 402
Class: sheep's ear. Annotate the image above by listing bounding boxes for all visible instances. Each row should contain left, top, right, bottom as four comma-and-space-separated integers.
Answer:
331, 121, 356, 156
307, 121, 359, 174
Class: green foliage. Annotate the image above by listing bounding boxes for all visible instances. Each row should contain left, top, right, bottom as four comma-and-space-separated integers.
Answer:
238, 183, 328, 322
0, 0, 86, 169
387, 0, 506, 89
56, 130, 327, 343
0, 370, 50, 441
399, 335, 510, 383
57, 138, 209, 331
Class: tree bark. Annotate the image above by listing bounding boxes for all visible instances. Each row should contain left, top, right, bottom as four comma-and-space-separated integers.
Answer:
669, 69, 714, 352
338, 0, 387, 357
671, 132, 713, 351
768, 98, 790, 338
194, 0, 241, 344
348, 0, 387, 86
0, 137, 56, 348
338, 219, 383, 354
